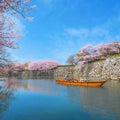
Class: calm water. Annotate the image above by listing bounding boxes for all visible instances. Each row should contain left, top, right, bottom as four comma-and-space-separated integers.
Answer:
0, 78, 120, 120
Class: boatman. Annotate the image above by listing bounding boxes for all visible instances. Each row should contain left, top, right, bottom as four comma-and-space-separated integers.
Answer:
64, 73, 70, 80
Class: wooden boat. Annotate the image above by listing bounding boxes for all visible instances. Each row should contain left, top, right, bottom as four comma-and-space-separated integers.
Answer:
56, 78, 107, 87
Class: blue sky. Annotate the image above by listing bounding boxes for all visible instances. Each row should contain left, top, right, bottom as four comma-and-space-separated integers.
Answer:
10, 0, 120, 64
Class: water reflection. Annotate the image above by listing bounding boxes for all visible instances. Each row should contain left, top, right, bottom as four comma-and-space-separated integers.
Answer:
0, 78, 120, 120
0, 85, 13, 119
5, 78, 28, 90
65, 82, 120, 119
4, 78, 66, 96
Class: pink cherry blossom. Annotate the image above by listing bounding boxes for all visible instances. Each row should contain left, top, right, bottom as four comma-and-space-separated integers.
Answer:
74, 42, 120, 66
9, 62, 24, 71
28, 60, 60, 71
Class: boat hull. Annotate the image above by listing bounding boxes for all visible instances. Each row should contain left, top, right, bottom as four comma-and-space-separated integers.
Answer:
56, 79, 107, 87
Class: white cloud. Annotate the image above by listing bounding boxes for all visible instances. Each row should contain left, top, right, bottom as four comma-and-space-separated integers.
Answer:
51, 15, 120, 64
66, 14, 120, 44
66, 27, 119, 44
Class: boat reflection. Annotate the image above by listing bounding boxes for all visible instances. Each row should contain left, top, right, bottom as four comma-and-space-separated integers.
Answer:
2, 78, 120, 120
65, 81, 120, 119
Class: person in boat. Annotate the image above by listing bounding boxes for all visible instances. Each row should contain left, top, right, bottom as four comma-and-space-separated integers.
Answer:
83, 79, 88, 82
64, 73, 70, 80
81, 76, 89, 82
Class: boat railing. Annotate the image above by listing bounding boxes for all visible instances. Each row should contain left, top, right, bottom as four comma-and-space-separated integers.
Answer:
80, 76, 104, 81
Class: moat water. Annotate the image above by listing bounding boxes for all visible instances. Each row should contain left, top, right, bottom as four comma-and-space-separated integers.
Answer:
0, 78, 120, 120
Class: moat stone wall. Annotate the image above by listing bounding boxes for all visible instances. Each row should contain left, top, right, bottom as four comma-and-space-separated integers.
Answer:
8, 70, 54, 79
54, 65, 75, 79
8, 65, 75, 79
7, 57, 120, 80
74, 57, 120, 80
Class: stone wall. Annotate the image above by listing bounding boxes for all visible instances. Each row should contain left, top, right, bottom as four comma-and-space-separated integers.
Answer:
8, 70, 54, 79
102, 57, 120, 80
7, 57, 120, 80
54, 65, 75, 79
8, 65, 75, 79
74, 57, 120, 80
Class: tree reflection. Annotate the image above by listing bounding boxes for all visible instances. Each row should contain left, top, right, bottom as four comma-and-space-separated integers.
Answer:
5, 77, 28, 90
4, 78, 57, 95
0, 85, 13, 119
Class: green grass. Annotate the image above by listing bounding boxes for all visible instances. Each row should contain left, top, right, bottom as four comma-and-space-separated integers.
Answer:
109, 53, 120, 59
88, 53, 120, 63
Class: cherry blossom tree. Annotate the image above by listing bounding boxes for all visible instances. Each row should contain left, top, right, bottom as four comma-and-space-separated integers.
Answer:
0, 13, 21, 73
0, 14, 20, 49
9, 62, 24, 71
73, 42, 120, 66
0, 0, 34, 74
0, 0, 35, 18
2, 62, 24, 75
28, 60, 60, 71
0, 49, 11, 75
0, 0, 34, 49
